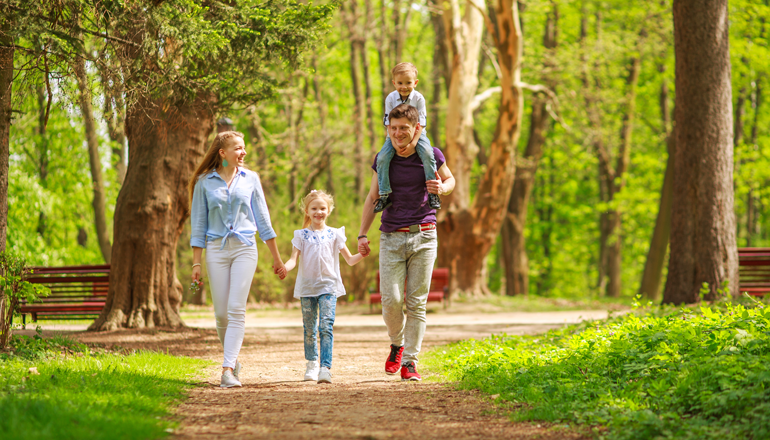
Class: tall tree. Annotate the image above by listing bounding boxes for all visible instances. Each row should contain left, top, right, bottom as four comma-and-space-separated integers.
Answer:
0, 17, 12, 253
73, 43, 112, 263
501, 2, 558, 296
438, 0, 524, 296
90, 0, 334, 330
663, 0, 738, 304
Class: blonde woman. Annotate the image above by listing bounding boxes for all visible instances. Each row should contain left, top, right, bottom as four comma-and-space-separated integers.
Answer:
189, 131, 285, 388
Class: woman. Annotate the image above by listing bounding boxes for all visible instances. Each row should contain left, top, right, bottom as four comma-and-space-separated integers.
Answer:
189, 131, 285, 388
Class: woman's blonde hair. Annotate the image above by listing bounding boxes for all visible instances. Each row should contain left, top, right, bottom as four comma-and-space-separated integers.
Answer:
188, 131, 245, 203
299, 190, 335, 228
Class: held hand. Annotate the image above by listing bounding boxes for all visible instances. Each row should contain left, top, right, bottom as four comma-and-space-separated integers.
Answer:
358, 237, 371, 257
273, 261, 287, 280
427, 171, 444, 195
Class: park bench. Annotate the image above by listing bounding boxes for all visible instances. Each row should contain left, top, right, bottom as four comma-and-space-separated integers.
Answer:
369, 267, 450, 311
17, 264, 110, 326
738, 248, 770, 297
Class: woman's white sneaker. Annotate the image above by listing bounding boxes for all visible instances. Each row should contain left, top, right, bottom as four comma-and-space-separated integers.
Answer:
220, 370, 242, 388
317, 367, 332, 384
304, 360, 319, 381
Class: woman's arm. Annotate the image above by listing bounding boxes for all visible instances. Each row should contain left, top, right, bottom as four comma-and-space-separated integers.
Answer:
190, 179, 208, 248
340, 246, 365, 266
192, 247, 203, 282
284, 247, 301, 272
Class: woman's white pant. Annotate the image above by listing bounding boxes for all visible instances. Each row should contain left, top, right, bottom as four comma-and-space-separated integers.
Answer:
206, 238, 258, 369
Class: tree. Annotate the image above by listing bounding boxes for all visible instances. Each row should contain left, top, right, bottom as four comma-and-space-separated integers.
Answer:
663, 0, 738, 304
89, 0, 334, 330
0, 16, 12, 253
438, 0, 524, 296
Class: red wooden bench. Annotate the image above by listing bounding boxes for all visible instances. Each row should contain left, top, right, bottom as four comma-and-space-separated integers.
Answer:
738, 248, 770, 296
370, 268, 450, 311
17, 264, 110, 326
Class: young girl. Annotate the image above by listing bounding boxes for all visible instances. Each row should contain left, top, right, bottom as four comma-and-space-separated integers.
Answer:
278, 190, 366, 384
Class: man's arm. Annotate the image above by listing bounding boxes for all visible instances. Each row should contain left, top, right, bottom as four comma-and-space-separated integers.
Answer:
358, 173, 380, 256
427, 163, 456, 195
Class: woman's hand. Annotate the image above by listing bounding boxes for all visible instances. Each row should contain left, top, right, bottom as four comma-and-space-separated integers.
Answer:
273, 261, 287, 280
192, 265, 202, 283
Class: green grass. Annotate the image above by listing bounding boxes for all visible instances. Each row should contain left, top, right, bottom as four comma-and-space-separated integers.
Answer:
1, 334, 212, 440
423, 297, 770, 440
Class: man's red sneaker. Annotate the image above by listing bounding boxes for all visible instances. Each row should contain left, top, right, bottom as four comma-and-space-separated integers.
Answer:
385, 345, 404, 375
400, 361, 422, 381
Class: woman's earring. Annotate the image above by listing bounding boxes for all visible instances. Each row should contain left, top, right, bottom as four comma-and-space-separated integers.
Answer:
222, 159, 229, 167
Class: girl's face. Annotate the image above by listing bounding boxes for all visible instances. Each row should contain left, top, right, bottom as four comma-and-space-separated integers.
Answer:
219, 138, 246, 168
306, 198, 330, 228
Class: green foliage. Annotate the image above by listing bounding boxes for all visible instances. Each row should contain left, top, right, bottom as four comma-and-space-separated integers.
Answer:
0, 336, 212, 440
0, 252, 50, 348
424, 298, 770, 440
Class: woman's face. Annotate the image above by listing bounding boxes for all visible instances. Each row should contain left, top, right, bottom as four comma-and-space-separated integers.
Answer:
220, 138, 246, 168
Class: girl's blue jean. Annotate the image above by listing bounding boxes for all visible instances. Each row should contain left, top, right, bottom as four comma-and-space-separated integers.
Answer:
377, 132, 435, 196
301, 294, 337, 369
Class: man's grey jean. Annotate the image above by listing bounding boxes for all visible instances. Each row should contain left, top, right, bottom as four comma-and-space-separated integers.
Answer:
379, 229, 438, 364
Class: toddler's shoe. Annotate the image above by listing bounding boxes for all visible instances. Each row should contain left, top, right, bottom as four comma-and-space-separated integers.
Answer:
428, 193, 441, 210
400, 361, 422, 381
220, 369, 242, 388
373, 195, 392, 213
385, 344, 404, 375
317, 367, 332, 384
304, 360, 319, 381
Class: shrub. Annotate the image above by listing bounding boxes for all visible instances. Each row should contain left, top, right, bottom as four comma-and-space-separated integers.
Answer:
0, 252, 50, 348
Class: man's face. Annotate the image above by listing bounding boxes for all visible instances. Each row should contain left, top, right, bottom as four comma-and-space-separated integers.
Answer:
388, 117, 417, 153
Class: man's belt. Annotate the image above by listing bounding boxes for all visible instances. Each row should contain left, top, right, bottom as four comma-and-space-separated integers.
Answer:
394, 223, 437, 233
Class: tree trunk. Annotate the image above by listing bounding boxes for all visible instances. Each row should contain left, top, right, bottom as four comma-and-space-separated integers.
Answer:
74, 54, 112, 264
99, 54, 128, 185
343, 1, 366, 201
89, 95, 214, 330
438, 0, 524, 296
638, 70, 674, 301
0, 19, 11, 253
663, 0, 738, 304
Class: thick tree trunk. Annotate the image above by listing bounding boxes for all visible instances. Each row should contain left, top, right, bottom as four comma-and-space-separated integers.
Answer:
89, 96, 214, 330
663, 0, 738, 304
74, 55, 112, 264
438, 0, 524, 296
0, 20, 11, 253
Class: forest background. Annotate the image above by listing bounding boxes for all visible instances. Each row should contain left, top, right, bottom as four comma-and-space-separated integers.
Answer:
6, 0, 770, 304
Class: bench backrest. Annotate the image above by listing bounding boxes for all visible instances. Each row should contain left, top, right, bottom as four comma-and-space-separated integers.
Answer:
738, 248, 770, 290
25, 264, 111, 297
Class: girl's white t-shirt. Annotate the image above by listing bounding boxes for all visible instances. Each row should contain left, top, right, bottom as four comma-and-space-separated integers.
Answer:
291, 226, 347, 298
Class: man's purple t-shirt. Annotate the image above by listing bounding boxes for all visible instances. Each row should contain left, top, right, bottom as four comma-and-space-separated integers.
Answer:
372, 147, 446, 232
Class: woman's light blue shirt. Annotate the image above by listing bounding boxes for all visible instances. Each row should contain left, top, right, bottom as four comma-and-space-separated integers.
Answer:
190, 168, 277, 250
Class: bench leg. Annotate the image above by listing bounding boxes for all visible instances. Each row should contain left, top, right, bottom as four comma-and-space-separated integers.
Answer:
22, 313, 25, 330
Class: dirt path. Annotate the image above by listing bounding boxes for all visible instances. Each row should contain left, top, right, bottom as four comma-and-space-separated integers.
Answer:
75, 322, 587, 439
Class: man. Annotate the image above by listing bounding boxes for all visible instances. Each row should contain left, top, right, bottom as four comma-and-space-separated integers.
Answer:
358, 103, 456, 381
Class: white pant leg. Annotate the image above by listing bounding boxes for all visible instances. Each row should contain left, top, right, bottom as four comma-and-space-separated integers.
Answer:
206, 238, 258, 369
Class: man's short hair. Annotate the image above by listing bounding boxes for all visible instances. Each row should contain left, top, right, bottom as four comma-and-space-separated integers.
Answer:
388, 104, 419, 126
391, 62, 418, 79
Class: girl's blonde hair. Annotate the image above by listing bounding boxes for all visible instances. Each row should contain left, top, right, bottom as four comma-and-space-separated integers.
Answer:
188, 131, 245, 203
300, 190, 335, 228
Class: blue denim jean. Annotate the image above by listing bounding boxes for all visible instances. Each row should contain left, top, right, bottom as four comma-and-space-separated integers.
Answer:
301, 294, 337, 369
377, 132, 436, 196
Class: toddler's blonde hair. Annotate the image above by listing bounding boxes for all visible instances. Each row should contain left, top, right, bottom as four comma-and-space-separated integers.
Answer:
391, 62, 418, 79
300, 190, 335, 228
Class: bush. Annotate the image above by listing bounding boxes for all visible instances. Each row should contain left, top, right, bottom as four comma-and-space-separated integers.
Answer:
423, 297, 770, 440
0, 252, 50, 348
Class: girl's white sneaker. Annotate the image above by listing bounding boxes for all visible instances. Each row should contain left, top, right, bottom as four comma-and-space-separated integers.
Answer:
304, 360, 319, 381
317, 367, 332, 384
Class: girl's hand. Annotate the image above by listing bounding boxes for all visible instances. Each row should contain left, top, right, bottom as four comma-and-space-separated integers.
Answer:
273, 261, 287, 280
192, 266, 202, 283
358, 237, 371, 257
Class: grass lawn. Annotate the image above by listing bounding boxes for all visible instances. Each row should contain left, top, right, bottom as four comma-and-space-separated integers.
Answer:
0, 333, 212, 440
423, 296, 770, 440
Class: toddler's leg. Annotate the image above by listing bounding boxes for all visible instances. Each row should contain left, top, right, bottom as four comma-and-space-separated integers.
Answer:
415, 133, 441, 210
376, 138, 396, 196
301, 297, 319, 361
318, 294, 337, 369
